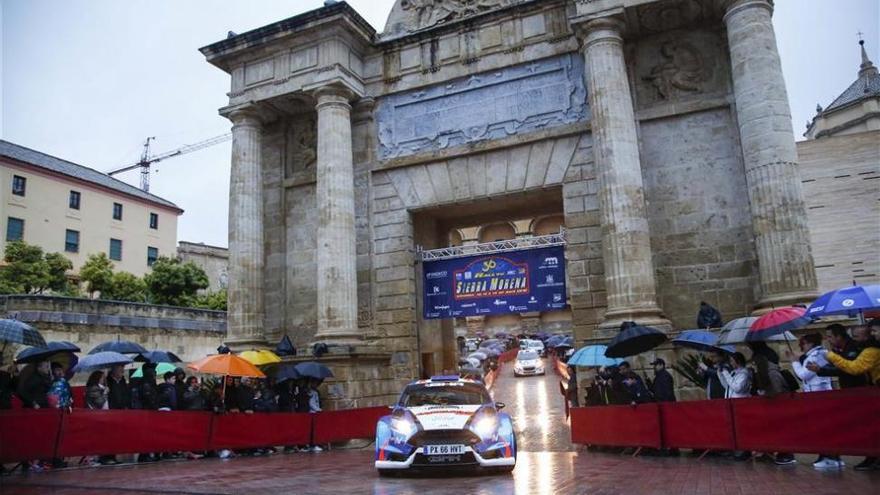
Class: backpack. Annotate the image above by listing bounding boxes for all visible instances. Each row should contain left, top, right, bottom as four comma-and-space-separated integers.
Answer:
780, 368, 800, 392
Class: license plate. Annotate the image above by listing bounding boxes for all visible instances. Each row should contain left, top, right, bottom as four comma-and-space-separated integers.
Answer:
425, 444, 465, 455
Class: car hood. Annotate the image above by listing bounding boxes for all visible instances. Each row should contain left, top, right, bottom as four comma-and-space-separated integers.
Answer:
408, 405, 482, 431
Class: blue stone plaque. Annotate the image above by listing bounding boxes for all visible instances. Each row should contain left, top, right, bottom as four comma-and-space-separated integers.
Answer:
376, 53, 589, 160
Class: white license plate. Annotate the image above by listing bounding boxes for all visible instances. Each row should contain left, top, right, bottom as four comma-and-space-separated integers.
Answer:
425, 444, 466, 455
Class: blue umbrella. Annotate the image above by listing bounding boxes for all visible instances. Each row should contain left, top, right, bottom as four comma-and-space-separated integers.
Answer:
15, 341, 80, 364
807, 284, 880, 319
567, 345, 623, 367
139, 350, 182, 363
274, 365, 301, 383
605, 322, 668, 358
72, 351, 133, 372
671, 330, 719, 353
89, 340, 148, 355
0, 319, 46, 348
294, 361, 334, 379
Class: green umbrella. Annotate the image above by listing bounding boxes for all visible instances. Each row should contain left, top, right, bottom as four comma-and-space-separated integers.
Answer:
132, 362, 177, 378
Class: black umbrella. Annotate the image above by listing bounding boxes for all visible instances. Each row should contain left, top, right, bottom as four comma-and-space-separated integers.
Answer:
604, 321, 668, 358
0, 319, 46, 347
293, 361, 334, 379
274, 365, 301, 383
275, 335, 296, 357
15, 341, 81, 364
89, 339, 148, 355
138, 350, 183, 363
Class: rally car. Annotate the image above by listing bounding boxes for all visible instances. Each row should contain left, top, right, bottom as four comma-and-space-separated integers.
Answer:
375, 376, 516, 475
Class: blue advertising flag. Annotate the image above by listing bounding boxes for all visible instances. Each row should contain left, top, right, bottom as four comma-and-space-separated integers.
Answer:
422, 245, 566, 319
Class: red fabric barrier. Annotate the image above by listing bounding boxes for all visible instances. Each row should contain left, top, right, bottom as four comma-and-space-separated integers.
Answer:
0, 409, 63, 462
209, 412, 312, 450
570, 404, 662, 448
499, 349, 517, 363
56, 410, 213, 457
731, 389, 880, 456
659, 400, 735, 450
312, 406, 388, 444
71, 386, 85, 409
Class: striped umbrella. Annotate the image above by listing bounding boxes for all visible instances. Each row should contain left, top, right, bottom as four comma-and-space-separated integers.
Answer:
746, 306, 812, 342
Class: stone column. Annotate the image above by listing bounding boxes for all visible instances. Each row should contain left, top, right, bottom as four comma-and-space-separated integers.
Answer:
226, 108, 266, 349
724, 0, 818, 308
314, 86, 360, 342
578, 18, 668, 331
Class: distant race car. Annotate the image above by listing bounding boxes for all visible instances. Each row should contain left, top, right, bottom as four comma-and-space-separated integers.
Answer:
375, 375, 516, 475
513, 350, 545, 377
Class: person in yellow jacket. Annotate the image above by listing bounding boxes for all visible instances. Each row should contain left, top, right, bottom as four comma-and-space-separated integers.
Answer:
824, 326, 880, 386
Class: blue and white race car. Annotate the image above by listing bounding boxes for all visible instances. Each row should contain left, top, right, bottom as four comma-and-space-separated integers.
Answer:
375, 375, 516, 475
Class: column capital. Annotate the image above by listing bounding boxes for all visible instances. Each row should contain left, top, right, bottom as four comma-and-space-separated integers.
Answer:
571, 15, 626, 50
312, 85, 357, 109
721, 0, 774, 22
221, 104, 266, 129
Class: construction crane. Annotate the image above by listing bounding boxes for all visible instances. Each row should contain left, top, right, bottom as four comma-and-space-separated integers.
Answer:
107, 133, 232, 192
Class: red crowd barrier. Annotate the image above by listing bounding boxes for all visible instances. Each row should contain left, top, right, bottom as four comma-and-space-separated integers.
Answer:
0, 409, 63, 462
570, 387, 880, 456
499, 349, 517, 363
312, 406, 388, 444
210, 412, 312, 450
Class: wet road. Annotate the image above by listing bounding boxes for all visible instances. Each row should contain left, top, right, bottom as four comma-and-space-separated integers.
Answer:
3, 362, 877, 494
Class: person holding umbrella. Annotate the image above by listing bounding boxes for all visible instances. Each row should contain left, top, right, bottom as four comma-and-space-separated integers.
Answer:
811, 324, 868, 389
18, 360, 51, 408
107, 364, 130, 410
0, 364, 17, 410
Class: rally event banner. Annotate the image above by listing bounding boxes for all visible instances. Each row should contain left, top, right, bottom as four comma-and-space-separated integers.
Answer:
422, 245, 566, 319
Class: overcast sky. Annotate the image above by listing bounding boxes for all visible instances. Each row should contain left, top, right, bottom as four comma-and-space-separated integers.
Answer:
2, 0, 877, 248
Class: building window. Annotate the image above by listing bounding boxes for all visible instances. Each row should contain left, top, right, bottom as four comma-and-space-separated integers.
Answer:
109, 238, 123, 261
6, 217, 24, 241
112, 202, 123, 220
69, 190, 81, 210
12, 175, 26, 196
147, 246, 158, 266
149, 212, 158, 230
65, 229, 80, 253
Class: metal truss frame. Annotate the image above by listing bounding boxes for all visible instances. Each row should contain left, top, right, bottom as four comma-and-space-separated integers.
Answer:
416, 228, 566, 262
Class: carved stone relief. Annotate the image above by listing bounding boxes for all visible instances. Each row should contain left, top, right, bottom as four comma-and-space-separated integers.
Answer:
284, 115, 317, 181
376, 53, 589, 160
636, 0, 705, 33
644, 40, 708, 99
400, 0, 513, 31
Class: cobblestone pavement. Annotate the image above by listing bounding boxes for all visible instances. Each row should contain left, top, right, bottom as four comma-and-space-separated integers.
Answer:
3, 363, 877, 494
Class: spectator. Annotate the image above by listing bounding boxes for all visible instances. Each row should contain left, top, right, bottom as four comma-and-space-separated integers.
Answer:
696, 301, 723, 329
236, 377, 256, 413
649, 358, 676, 402
138, 363, 159, 410
157, 371, 178, 411
0, 364, 18, 410
85, 371, 109, 410
19, 361, 51, 409
567, 366, 579, 408
617, 361, 652, 404
107, 364, 129, 410
718, 352, 751, 399
698, 350, 726, 399
812, 324, 867, 389
307, 378, 324, 452
749, 342, 795, 466
294, 378, 311, 413
276, 380, 296, 413
174, 368, 187, 408
182, 377, 207, 411
48, 362, 72, 410
254, 380, 278, 413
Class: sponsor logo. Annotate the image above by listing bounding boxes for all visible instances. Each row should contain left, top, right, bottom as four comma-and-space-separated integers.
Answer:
529, 296, 537, 303
546, 274, 555, 284
433, 286, 440, 294
544, 256, 559, 266
809, 306, 824, 313
508, 305, 528, 312
553, 294, 562, 302
493, 299, 507, 306
426, 271, 447, 279
842, 298, 854, 307
461, 303, 476, 308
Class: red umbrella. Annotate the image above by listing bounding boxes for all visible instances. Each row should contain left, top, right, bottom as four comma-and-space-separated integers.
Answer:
746, 306, 811, 341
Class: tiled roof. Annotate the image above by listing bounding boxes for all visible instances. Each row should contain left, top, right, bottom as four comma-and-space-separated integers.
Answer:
0, 140, 182, 212
824, 71, 880, 113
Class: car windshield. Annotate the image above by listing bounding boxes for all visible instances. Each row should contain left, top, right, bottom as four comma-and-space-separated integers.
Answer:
399, 383, 490, 407
517, 350, 538, 361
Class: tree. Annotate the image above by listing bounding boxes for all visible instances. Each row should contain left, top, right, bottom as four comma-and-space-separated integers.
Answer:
79, 253, 114, 296
0, 241, 77, 294
144, 256, 209, 306
44, 252, 73, 293
103, 272, 148, 303
193, 288, 227, 311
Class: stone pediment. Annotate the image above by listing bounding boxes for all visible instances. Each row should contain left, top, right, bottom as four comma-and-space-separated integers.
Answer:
382, 0, 529, 40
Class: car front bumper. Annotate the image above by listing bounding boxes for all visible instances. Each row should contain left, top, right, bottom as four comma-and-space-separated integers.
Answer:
376, 445, 516, 470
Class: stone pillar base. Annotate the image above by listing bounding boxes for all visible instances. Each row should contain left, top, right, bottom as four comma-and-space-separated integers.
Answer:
596, 308, 672, 340
224, 337, 270, 353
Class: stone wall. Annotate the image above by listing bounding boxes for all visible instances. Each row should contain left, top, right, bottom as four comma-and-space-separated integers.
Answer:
798, 130, 880, 291
177, 241, 229, 293
0, 295, 226, 366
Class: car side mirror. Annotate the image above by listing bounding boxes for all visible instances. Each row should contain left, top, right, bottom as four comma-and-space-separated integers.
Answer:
495, 402, 505, 410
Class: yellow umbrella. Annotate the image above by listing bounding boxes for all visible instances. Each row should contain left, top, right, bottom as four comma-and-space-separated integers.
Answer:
238, 349, 282, 366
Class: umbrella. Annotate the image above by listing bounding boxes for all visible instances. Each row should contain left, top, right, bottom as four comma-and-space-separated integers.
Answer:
483, 347, 502, 358
567, 345, 623, 367
239, 349, 282, 366
671, 330, 719, 353
468, 351, 488, 361
188, 354, 265, 378
479, 339, 501, 348
90, 340, 148, 356
72, 351, 133, 372
465, 357, 481, 368
605, 322, 668, 358
807, 284, 880, 319
15, 341, 80, 364
718, 328, 796, 345
294, 361, 334, 379
132, 362, 177, 378
746, 307, 811, 341
0, 319, 46, 348
139, 350, 182, 364
275, 335, 296, 357
274, 365, 301, 384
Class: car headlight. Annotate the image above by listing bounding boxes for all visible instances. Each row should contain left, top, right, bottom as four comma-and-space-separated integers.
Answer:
391, 417, 416, 437
472, 415, 498, 439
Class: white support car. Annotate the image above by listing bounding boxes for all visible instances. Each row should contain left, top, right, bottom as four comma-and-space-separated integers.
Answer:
513, 350, 545, 377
